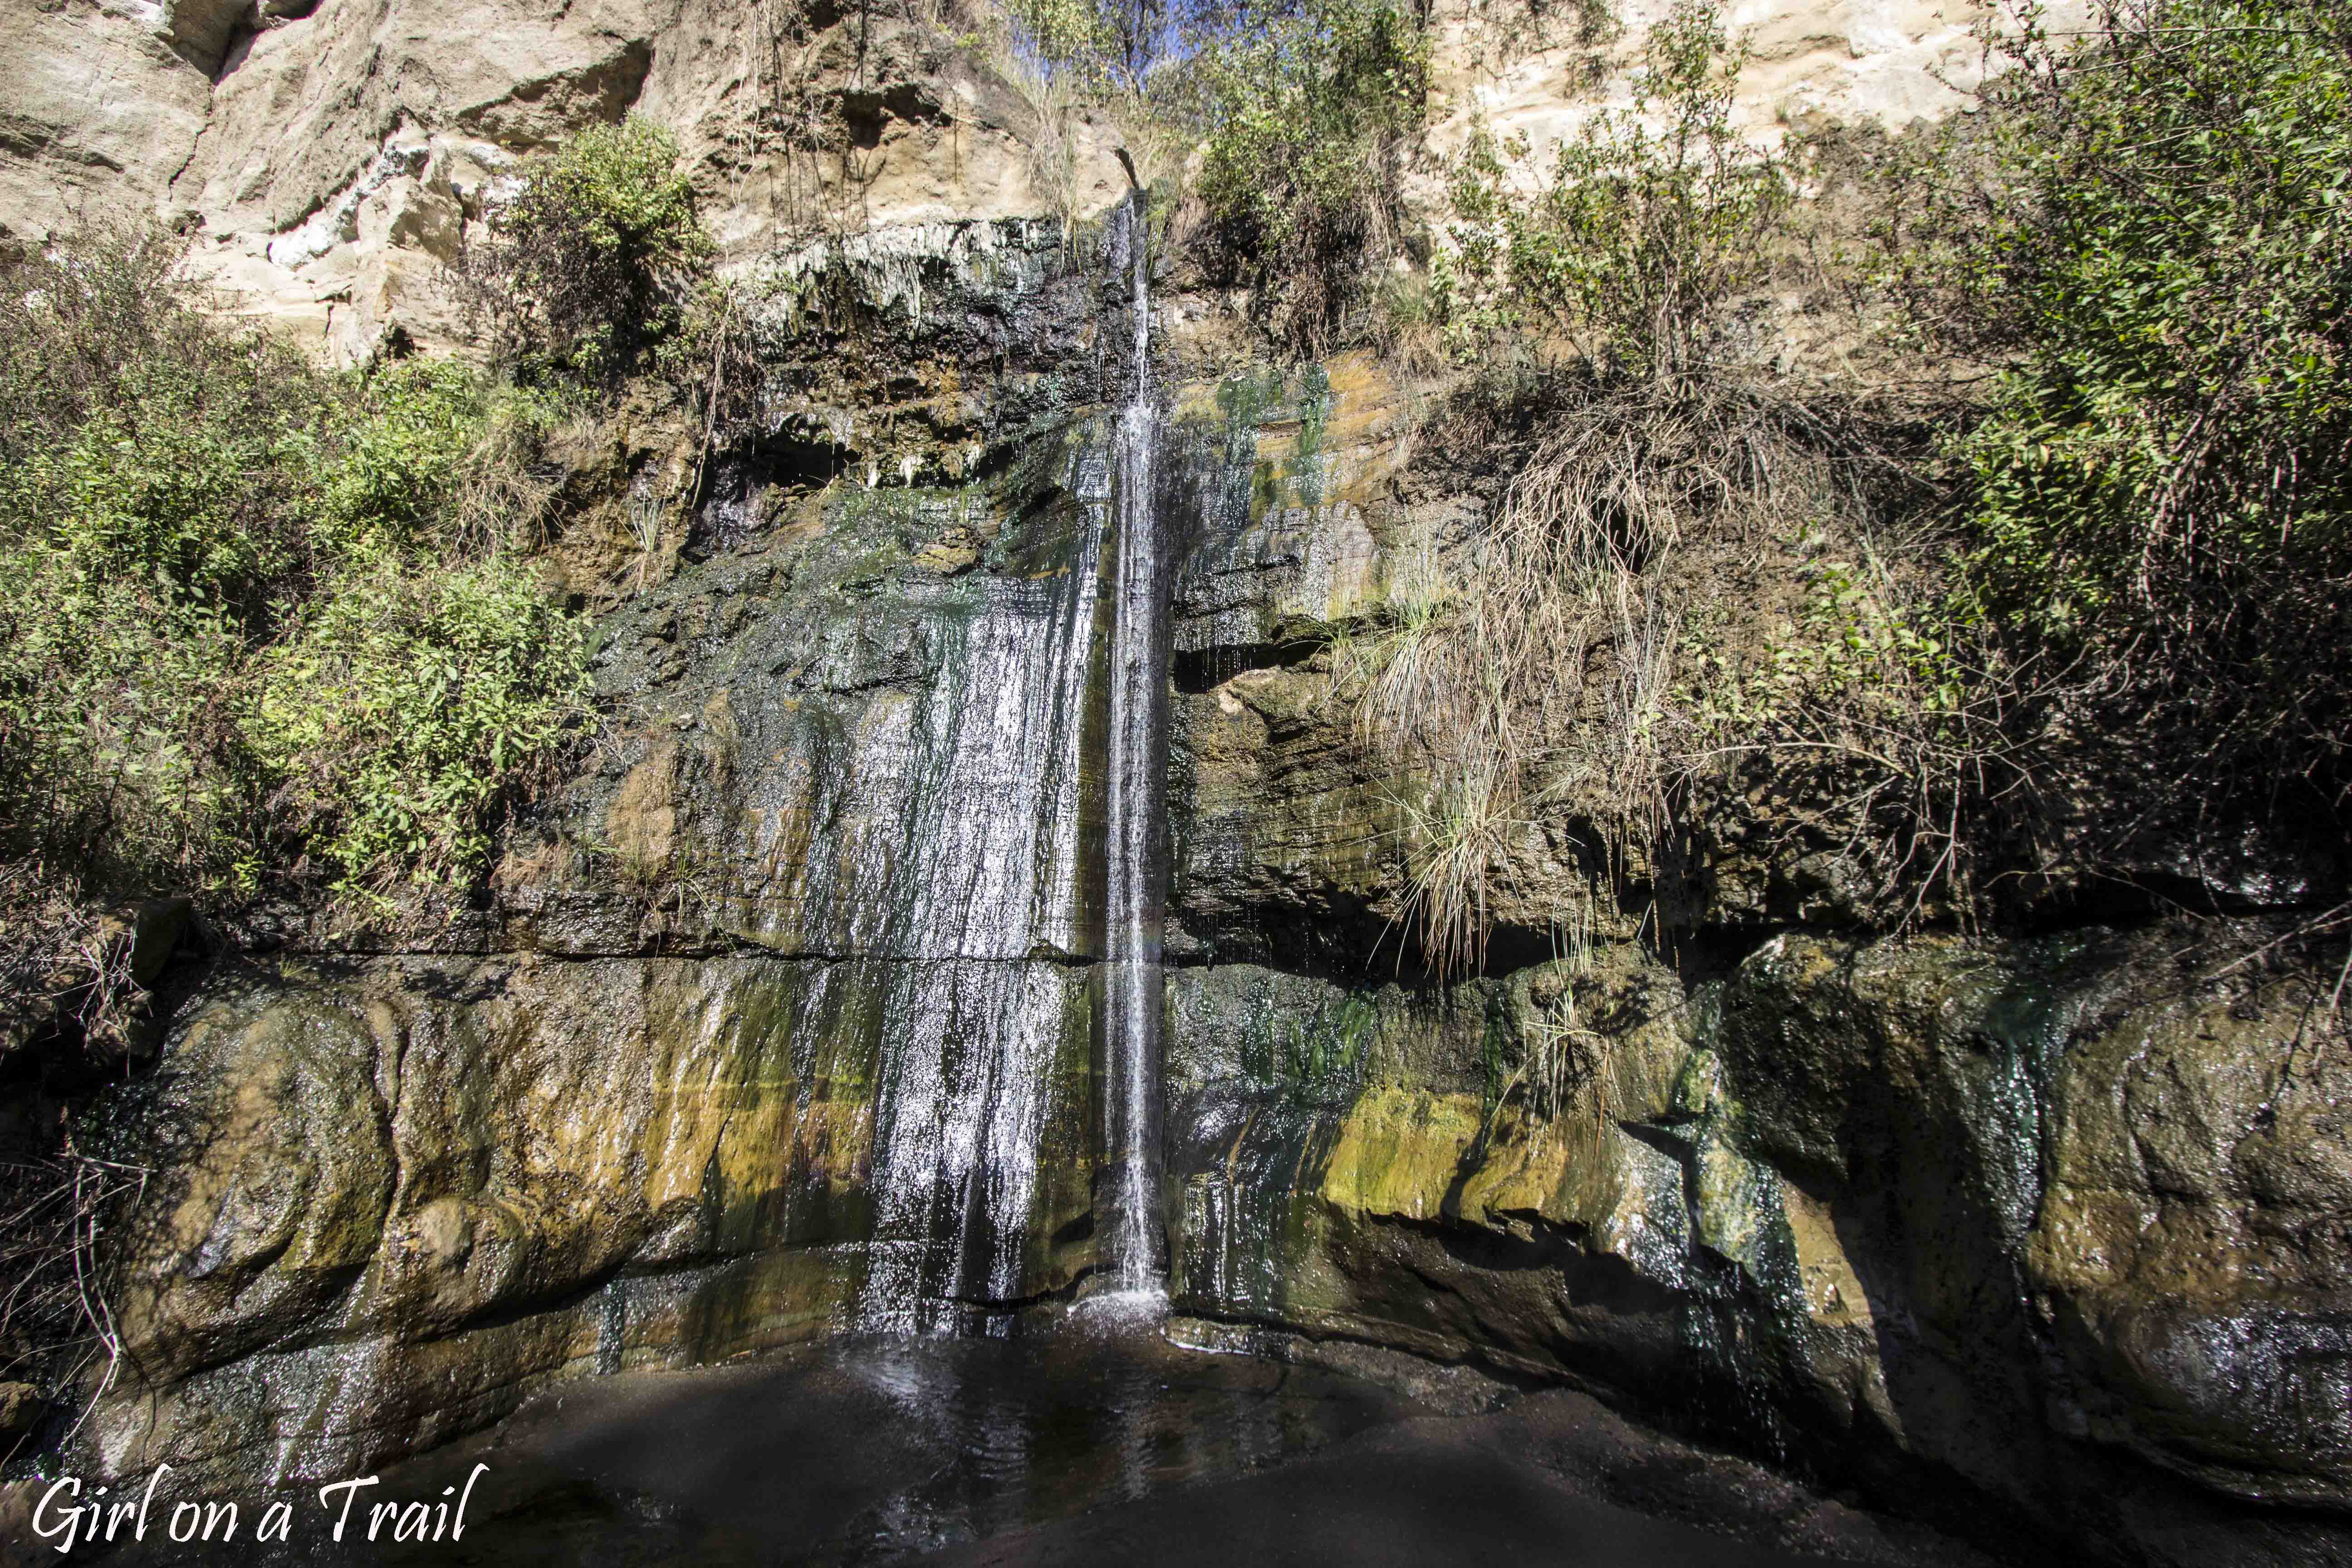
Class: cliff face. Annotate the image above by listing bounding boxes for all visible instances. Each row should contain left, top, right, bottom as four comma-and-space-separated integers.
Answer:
4, 0, 1121, 358
6, 5, 2344, 1568
5, 0, 2035, 357
69, 351, 2351, 1568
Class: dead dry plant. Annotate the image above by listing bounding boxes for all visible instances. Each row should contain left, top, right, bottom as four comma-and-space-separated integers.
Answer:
1356, 367, 1965, 975
451, 396, 571, 554
0, 1143, 146, 1456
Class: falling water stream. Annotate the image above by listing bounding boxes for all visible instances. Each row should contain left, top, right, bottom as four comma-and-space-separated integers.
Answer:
849, 481, 1103, 1330
852, 190, 1169, 1328
1100, 188, 1171, 1299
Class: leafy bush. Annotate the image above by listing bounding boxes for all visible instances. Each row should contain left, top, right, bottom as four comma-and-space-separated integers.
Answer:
1187, 0, 1429, 354
247, 563, 588, 884
1, 238, 302, 890
0, 232, 590, 907
318, 358, 486, 556
467, 119, 715, 385
1897, 0, 2352, 853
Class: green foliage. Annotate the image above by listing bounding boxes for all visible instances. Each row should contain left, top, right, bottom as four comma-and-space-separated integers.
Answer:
0, 242, 316, 623
470, 119, 715, 385
247, 564, 588, 884
1188, 0, 1430, 354
0, 232, 589, 904
46, 402, 304, 614
1686, 556, 1969, 734
1951, 2, 2351, 613
1003, 0, 1180, 91
318, 358, 486, 557
1435, 0, 1788, 375
1906, 0, 2352, 820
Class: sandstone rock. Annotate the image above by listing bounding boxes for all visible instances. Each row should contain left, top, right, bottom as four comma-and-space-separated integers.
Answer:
114, 977, 397, 1387
0, 0, 211, 244
0, 1381, 41, 1441
4, 0, 2063, 366
96, 953, 888, 1484
161, 0, 257, 74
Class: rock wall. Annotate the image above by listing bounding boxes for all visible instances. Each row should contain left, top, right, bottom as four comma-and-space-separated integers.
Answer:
1159, 935, 2352, 1567
1148, 367, 2352, 1568
82, 216, 1134, 1484
61, 327, 2349, 1568
7, 5, 2344, 1567
6, 0, 2077, 363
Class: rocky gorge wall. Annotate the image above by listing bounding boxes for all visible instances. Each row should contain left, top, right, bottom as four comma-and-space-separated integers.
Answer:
5, 3, 2346, 1566
5, 0, 2071, 362
53, 314, 2350, 1568
1155, 368, 2352, 1568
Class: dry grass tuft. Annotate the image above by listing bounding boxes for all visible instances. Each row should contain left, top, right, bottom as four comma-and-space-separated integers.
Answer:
1351, 366, 1960, 975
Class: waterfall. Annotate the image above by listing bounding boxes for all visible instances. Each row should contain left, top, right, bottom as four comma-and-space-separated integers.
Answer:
852, 522, 1105, 1331
847, 192, 1169, 1330
1099, 188, 1171, 1298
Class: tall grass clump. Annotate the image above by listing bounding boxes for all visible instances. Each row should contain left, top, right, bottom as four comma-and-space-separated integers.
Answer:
1355, 0, 1960, 965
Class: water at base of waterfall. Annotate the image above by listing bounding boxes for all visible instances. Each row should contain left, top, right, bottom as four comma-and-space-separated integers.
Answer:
241, 1310, 1963, 1568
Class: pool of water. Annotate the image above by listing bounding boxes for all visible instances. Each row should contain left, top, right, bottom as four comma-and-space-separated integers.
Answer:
164, 1308, 1984, 1568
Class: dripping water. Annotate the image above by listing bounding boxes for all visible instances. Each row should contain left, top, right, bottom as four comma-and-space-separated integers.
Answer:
1099, 187, 1171, 1302
852, 518, 1105, 1330
848, 191, 1170, 1331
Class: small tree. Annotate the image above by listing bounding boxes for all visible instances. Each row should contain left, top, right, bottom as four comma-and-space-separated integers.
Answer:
1436, 0, 1788, 379
469, 119, 715, 385
1188, 0, 1431, 356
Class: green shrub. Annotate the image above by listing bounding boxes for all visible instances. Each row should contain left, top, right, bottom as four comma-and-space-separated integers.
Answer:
468, 119, 715, 385
0, 232, 590, 905
318, 358, 486, 558
1, 240, 299, 887
1901, 0, 2352, 837
0, 240, 318, 623
1188, 0, 1429, 355
246, 562, 587, 885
